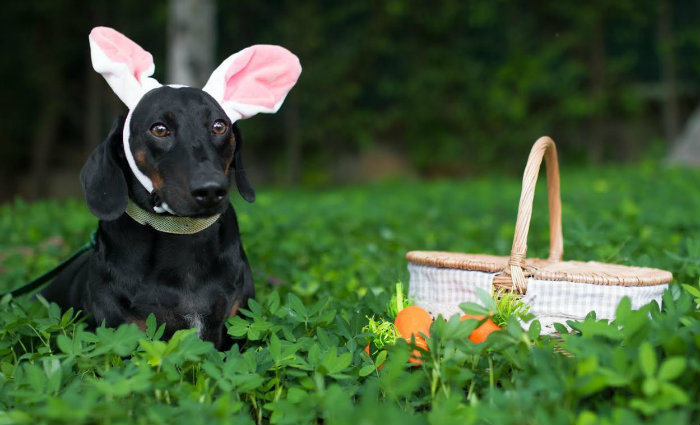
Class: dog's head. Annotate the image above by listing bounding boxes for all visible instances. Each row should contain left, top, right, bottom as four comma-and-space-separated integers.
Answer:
124, 86, 251, 217
81, 27, 301, 220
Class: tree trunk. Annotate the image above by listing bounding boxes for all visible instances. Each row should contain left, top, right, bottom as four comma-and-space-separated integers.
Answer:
666, 104, 700, 167
589, 20, 607, 163
658, 0, 680, 142
167, 0, 215, 87
30, 98, 60, 199
83, 61, 102, 155
83, 1, 107, 157
28, 23, 61, 200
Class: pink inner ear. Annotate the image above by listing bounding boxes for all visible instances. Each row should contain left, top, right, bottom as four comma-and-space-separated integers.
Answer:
222, 46, 301, 109
90, 27, 153, 83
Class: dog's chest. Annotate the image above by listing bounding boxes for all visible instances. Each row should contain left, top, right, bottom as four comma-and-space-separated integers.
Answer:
131, 282, 230, 337
183, 312, 205, 337
90, 212, 250, 346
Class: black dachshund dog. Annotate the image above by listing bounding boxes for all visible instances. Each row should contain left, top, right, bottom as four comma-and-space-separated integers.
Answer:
41, 27, 301, 349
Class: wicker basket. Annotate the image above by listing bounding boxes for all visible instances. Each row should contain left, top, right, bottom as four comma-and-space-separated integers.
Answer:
406, 137, 672, 333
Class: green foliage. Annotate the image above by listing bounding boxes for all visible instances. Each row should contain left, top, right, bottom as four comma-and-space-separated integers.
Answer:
459, 287, 534, 328
1, 166, 699, 424
218, 1, 700, 174
387, 282, 412, 319
492, 289, 533, 327
682, 279, 700, 309
363, 316, 399, 352
3, 2, 700, 187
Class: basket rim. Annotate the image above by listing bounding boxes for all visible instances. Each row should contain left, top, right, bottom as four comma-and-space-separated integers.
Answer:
406, 250, 673, 287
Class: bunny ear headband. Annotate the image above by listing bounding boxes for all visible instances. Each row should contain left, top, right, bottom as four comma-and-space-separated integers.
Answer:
89, 26, 301, 199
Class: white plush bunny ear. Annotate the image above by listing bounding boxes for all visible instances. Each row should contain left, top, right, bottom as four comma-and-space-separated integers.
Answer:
89, 27, 161, 109
202, 45, 302, 122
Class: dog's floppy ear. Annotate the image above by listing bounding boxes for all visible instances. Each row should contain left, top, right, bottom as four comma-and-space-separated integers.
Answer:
202, 45, 301, 122
89, 26, 161, 108
232, 125, 255, 203
80, 119, 128, 220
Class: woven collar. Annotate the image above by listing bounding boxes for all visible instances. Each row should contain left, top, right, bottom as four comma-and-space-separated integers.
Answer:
125, 199, 221, 234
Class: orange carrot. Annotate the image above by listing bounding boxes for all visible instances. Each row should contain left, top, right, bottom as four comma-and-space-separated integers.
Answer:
394, 305, 433, 364
460, 314, 500, 343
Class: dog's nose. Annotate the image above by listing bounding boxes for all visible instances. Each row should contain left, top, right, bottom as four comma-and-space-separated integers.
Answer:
191, 182, 227, 208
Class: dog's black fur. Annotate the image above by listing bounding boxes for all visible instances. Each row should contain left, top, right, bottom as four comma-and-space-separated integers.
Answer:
41, 86, 255, 349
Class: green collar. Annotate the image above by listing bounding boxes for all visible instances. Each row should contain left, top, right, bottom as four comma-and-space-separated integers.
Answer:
125, 199, 221, 234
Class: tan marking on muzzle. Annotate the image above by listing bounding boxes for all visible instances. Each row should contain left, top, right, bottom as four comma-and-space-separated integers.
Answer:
150, 172, 164, 191
135, 150, 147, 168
134, 149, 164, 191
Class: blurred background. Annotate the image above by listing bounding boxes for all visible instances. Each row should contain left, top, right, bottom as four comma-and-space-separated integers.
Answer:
0, 0, 698, 202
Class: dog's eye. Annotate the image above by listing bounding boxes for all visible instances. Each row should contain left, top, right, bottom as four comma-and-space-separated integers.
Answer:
212, 120, 228, 135
150, 123, 170, 138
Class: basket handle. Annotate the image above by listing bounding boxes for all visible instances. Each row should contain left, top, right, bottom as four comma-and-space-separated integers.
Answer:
508, 136, 563, 293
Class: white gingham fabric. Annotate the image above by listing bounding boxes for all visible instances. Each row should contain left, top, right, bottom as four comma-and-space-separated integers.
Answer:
407, 263, 496, 319
407, 263, 668, 334
521, 278, 667, 333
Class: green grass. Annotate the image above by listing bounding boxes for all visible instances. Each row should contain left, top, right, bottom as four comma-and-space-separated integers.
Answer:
1, 165, 699, 424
